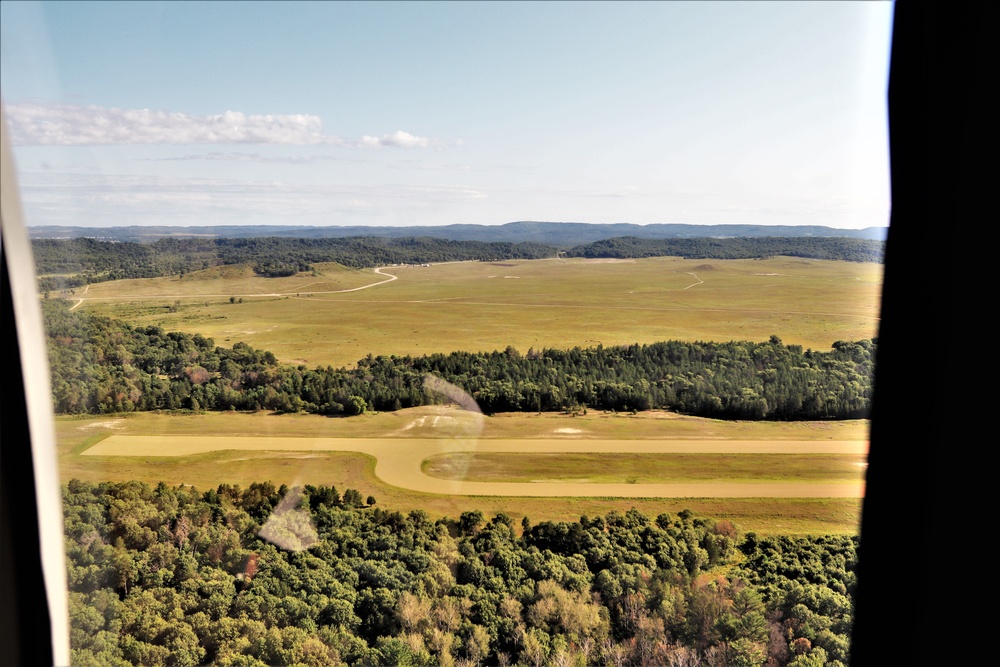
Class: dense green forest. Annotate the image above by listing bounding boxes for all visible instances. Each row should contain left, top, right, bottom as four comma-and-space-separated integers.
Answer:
65, 480, 854, 667
44, 301, 873, 420
563, 237, 884, 264
33, 236, 883, 291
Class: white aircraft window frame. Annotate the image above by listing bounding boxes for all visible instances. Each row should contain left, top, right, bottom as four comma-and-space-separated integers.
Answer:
1, 102, 71, 666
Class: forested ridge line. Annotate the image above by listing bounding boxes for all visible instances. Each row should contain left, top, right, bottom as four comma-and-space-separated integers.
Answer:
29, 220, 888, 244
565, 236, 884, 264
33, 235, 882, 291
65, 479, 855, 666
45, 300, 873, 420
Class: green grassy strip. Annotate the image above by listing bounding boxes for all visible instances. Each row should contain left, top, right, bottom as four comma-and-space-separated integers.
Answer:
421, 452, 867, 484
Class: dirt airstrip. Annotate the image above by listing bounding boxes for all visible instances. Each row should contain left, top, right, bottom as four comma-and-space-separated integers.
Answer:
85, 436, 867, 499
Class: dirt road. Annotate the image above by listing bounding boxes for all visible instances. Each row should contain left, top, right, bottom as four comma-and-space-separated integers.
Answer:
85, 436, 866, 498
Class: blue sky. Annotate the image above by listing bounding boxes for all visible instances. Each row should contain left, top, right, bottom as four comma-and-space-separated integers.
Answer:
1, 1, 893, 229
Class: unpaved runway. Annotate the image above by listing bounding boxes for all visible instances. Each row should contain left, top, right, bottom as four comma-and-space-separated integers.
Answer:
85, 436, 867, 498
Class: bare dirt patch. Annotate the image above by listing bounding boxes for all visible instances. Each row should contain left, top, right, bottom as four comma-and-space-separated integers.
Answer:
400, 415, 461, 430
79, 420, 125, 430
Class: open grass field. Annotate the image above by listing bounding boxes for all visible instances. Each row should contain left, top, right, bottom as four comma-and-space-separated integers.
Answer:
73, 262, 381, 298
422, 452, 867, 484
73, 256, 883, 368
57, 408, 868, 535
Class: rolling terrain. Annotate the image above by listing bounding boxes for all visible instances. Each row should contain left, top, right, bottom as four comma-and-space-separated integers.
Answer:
49, 252, 879, 534
70, 255, 882, 369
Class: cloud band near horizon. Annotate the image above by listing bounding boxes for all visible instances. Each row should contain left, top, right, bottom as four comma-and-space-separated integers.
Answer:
5, 102, 430, 148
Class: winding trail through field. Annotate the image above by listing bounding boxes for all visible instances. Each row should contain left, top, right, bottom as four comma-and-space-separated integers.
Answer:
308, 267, 398, 293
84, 436, 866, 498
65, 267, 399, 304
69, 284, 89, 310
683, 272, 704, 289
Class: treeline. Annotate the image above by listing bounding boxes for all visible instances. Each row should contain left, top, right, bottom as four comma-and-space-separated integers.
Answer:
65, 479, 853, 666
34, 235, 882, 291
45, 300, 873, 420
398, 338, 873, 419
214, 237, 556, 271
565, 236, 884, 264
33, 236, 557, 290
34, 237, 175, 290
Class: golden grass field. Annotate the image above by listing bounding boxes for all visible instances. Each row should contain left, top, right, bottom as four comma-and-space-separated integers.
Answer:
73, 256, 883, 368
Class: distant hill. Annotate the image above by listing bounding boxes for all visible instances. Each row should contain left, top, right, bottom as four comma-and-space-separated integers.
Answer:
28, 221, 888, 246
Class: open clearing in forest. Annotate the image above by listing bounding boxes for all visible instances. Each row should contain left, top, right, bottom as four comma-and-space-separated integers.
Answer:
83, 434, 867, 499
58, 409, 869, 534
74, 256, 883, 368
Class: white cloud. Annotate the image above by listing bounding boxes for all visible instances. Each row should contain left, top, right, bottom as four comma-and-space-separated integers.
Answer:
358, 130, 430, 149
5, 102, 432, 148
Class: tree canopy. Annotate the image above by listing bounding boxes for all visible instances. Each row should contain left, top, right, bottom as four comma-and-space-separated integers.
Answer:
65, 480, 856, 667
